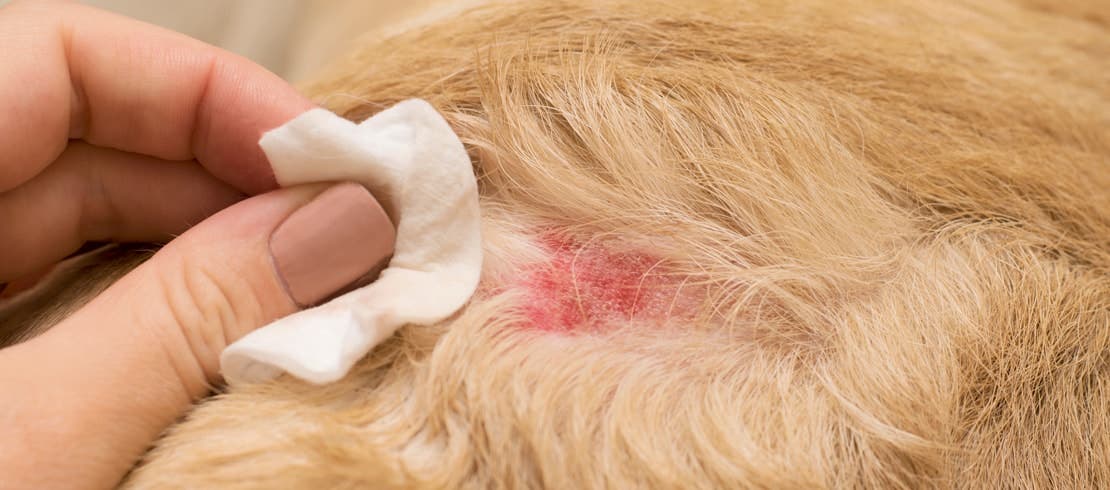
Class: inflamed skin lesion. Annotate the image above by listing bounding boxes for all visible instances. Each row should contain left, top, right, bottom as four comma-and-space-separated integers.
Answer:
4, 0, 1109, 488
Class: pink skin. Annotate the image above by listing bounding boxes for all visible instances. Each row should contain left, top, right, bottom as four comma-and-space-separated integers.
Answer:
520, 234, 700, 332
0, 3, 369, 489
0, 1, 314, 282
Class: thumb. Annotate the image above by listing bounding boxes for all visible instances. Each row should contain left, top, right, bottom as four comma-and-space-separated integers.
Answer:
60, 182, 395, 396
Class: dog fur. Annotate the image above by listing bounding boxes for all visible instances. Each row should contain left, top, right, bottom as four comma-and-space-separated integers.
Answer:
4, 0, 1109, 487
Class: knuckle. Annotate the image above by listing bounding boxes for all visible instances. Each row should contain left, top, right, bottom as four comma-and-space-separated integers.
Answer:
158, 252, 265, 380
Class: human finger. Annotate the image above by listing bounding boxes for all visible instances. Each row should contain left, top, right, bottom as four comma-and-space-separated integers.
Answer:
0, 1, 313, 194
0, 142, 244, 281
0, 182, 395, 488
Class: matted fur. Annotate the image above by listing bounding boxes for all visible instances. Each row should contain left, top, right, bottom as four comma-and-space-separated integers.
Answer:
21, 0, 1110, 487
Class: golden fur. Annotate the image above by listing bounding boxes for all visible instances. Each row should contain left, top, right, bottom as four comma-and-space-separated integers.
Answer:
4, 0, 1109, 487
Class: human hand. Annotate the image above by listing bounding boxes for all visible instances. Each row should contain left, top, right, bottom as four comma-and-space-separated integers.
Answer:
0, 2, 394, 487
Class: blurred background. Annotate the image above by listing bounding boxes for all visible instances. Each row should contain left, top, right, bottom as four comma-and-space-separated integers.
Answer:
0, 0, 471, 83
77, 0, 310, 78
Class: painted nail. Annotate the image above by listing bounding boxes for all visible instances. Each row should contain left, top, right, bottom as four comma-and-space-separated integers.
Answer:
270, 183, 396, 306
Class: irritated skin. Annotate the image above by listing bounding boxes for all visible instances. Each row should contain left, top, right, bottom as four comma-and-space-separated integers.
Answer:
519, 234, 701, 332
7, 0, 1110, 488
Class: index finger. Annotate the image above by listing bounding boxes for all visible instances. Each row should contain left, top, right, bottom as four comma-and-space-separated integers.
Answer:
0, 1, 314, 194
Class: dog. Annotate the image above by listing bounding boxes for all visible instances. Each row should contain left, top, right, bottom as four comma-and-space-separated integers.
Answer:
4, 0, 1109, 487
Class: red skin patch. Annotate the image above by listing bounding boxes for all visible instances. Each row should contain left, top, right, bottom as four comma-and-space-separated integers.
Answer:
519, 234, 695, 332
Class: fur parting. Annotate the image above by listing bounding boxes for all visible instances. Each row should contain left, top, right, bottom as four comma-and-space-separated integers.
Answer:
33, 0, 1110, 487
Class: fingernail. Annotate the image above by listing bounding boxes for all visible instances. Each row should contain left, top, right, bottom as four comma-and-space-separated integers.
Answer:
270, 183, 396, 306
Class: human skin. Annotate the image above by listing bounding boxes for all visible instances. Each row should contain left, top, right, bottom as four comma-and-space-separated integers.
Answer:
3, 0, 1107, 488
116, 0, 1107, 487
0, 2, 393, 488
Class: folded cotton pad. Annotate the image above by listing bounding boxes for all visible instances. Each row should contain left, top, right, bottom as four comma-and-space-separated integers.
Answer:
220, 99, 482, 385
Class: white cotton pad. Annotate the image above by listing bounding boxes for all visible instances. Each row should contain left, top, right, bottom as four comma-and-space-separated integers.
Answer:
220, 99, 482, 385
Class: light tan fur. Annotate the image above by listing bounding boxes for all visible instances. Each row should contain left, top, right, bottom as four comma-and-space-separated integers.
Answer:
4, 0, 1109, 488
